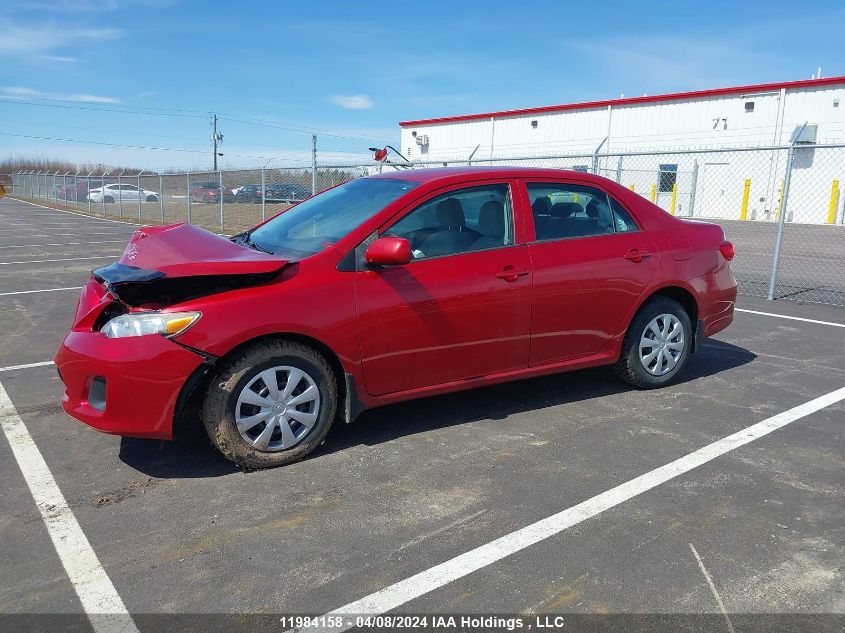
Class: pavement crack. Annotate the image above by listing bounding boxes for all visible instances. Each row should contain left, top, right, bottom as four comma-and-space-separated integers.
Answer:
689, 542, 735, 633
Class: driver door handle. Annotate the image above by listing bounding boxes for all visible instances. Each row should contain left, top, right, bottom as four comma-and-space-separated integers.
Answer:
624, 249, 651, 263
495, 266, 529, 282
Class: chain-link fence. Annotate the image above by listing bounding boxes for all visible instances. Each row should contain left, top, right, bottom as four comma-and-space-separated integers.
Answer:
7, 142, 845, 306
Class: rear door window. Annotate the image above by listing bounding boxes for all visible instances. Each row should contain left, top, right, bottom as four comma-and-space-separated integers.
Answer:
527, 183, 639, 240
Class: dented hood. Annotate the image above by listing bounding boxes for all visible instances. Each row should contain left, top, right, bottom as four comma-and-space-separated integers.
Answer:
91, 223, 289, 307
114, 222, 286, 276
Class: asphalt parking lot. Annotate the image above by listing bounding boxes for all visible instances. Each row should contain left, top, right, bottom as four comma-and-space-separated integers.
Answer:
0, 197, 843, 633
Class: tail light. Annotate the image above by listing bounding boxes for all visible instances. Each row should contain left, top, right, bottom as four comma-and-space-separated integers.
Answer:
719, 240, 735, 261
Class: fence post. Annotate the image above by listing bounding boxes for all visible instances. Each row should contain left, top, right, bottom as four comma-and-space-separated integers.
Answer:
740, 179, 751, 221
186, 173, 192, 224
311, 134, 317, 196
159, 174, 164, 223
827, 180, 840, 225
138, 173, 143, 220
615, 157, 622, 183
689, 160, 699, 217
261, 168, 266, 222
117, 172, 123, 218
87, 173, 92, 214
218, 170, 224, 232
767, 132, 802, 300
101, 173, 107, 216
62, 173, 68, 206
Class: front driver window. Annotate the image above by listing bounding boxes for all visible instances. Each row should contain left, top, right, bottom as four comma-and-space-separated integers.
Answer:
384, 184, 513, 260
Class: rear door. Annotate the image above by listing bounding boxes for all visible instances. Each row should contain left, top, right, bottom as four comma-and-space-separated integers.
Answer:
523, 180, 658, 365
355, 180, 532, 396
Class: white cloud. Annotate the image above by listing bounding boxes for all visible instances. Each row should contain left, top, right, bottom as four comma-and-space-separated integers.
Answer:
41, 55, 80, 63
1, 86, 121, 104
0, 23, 121, 60
328, 94, 374, 110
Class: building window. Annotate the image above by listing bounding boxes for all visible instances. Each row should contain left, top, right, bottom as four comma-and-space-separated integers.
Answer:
745, 101, 755, 113
531, 120, 538, 128
658, 164, 678, 193
572, 165, 590, 173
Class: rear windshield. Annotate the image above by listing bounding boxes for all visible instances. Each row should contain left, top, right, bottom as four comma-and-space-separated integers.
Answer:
249, 178, 419, 258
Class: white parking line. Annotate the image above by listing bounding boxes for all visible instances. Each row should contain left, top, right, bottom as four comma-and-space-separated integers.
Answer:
302, 385, 845, 632
0, 232, 134, 239
0, 361, 54, 372
0, 255, 120, 265
0, 240, 127, 250
0, 286, 82, 297
736, 308, 845, 329
4, 197, 143, 226
0, 380, 140, 633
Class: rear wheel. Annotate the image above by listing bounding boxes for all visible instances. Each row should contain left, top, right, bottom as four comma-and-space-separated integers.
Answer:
615, 297, 691, 388
146, 195, 157, 202
202, 340, 337, 469
103, 196, 114, 203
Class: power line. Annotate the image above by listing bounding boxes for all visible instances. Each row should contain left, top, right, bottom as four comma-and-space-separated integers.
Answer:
0, 96, 396, 142
0, 131, 371, 162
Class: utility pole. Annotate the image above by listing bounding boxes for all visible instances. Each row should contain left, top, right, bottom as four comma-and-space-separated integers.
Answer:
211, 113, 223, 171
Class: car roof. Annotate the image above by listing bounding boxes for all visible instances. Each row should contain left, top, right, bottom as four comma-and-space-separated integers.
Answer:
367, 166, 600, 183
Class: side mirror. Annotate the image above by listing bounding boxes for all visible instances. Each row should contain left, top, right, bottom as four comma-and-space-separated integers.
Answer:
365, 237, 411, 266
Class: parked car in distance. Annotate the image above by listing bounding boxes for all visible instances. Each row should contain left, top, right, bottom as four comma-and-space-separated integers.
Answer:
56, 167, 736, 469
57, 178, 105, 202
87, 183, 160, 203
234, 184, 264, 203
190, 181, 235, 203
265, 182, 310, 203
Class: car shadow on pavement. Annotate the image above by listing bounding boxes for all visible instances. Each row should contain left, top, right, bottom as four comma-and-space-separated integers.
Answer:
118, 339, 754, 478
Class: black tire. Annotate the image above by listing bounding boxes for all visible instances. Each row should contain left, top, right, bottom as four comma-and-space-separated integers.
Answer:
202, 340, 337, 469
103, 196, 114, 203
146, 195, 157, 202
615, 296, 692, 389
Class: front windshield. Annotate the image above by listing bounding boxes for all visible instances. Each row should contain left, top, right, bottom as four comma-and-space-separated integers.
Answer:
249, 177, 419, 257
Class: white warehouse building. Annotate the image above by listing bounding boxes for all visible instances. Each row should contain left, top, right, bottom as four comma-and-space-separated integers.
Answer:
398, 77, 845, 224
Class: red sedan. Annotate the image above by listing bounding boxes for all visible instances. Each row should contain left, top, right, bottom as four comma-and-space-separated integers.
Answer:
55, 168, 736, 469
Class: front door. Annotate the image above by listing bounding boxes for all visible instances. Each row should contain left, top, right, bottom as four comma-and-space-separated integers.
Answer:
524, 181, 658, 365
355, 181, 532, 396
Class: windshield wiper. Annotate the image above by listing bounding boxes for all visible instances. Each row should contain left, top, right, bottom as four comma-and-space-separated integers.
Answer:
233, 232, 275, 255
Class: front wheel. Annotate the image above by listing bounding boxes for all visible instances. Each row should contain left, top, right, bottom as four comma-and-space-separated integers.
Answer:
615, 297, 692, 389
202, 340, 337, 469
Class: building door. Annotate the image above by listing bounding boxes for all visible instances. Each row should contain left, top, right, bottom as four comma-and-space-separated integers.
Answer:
696, 162, 736, 219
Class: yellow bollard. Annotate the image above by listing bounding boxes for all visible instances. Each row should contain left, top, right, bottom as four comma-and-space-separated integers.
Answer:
740, 178, 751, 221
629, 183, 635, 192
828, 179, 840, 224
776, 180, 784, 221
650, 184, 656, 203
670, 183, 678, 215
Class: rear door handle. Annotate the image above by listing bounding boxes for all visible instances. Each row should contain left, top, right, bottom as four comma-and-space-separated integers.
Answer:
624, 249, 651, 263
495, 266, 529, 282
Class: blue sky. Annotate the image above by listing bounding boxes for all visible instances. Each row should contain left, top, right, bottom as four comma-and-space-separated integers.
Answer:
1, 0, 843, 171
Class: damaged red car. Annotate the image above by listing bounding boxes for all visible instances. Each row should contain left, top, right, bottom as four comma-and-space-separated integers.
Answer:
55, 167, 736, 469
